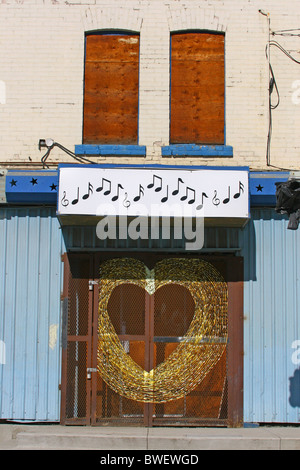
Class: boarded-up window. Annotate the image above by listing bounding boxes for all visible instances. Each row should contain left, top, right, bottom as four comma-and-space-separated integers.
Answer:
170, 32, 225, 145
83, 33, 140, 145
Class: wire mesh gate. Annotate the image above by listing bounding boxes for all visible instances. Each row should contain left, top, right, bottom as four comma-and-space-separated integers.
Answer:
60, 253, 243, 427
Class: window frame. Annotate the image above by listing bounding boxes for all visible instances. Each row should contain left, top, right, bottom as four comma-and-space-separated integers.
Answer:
82, 30, 141, 147
166, 30, 232, 158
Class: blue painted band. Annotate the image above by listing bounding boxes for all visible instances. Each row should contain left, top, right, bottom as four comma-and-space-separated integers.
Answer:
161, 144, 233, 157
75, 144, 146, 156
59, 163, 249, 171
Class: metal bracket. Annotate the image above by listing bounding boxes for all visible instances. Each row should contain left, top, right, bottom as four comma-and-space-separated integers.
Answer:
88, 280, 98, 291
87, 367, 97, 379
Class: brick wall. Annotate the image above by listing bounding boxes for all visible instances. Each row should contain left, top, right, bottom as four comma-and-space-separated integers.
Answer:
0, 0, 299, 170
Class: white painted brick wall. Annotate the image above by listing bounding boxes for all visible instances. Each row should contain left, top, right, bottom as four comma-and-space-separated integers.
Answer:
0, 0, 299, 170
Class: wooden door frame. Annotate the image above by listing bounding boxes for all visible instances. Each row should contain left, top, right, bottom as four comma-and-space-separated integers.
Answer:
226, 256, 244, 427
60, 252, 94, 425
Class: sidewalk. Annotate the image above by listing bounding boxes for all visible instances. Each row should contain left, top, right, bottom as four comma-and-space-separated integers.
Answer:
1, 423, 300, 450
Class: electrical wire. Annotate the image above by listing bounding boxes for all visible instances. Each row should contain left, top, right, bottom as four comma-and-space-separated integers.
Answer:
269, 40, 300, 65
265, 43, 279, 166
272, 28, 300, 36
273, 33, 300, 37
266, 49, 280, 109
273, 28, 300, 32
55, 142, 95, 165
265, 38, 300, 167
41, 141, 96, 168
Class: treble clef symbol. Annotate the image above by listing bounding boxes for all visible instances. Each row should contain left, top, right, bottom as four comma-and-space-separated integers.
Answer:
61, 191, 69, 207
212, 190, 220, 206
123, 192, 131, 208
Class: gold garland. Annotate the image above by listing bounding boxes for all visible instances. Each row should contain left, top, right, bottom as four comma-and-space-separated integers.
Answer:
97, 258, 228, 403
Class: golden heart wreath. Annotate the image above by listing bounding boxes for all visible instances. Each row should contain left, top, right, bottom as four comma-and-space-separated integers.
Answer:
97, 257, 228, 403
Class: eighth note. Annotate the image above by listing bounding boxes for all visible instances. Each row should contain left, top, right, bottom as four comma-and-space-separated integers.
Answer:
112, 184, 124, 202
196, 192, 208, 210
172, 178, 184, 196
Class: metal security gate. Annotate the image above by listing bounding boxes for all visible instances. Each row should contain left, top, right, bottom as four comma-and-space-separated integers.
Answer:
60, 253, 243, 427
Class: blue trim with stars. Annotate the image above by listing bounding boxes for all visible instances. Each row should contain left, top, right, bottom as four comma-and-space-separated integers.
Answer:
249, 171, 289, 206
5, 170, 58, 204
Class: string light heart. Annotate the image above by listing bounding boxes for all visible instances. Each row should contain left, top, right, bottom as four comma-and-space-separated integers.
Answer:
97, 258, 228, 403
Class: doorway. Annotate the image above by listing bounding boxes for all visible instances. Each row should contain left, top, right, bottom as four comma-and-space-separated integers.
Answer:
60, 252, 243, 427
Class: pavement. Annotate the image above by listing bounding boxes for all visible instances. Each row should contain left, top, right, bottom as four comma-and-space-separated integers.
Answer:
1, 423, 300, 451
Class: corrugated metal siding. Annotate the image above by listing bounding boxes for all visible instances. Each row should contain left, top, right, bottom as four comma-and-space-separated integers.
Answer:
2, 205, 300, 425
242, 208, 300, 424
0, 207, 65, 421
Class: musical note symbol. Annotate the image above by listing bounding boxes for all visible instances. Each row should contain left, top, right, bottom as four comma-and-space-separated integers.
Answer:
172, 178, 184, 196
72, 187, 79, 205
161, 185, 169, 203
112, 184, 124, 202
82, 182, 93, 200
196, 192, 208, 210
96, 178, 111, 196
133, 184, 144, 202
212, 190, 220, 206
223, 186, 230, 204
61, 191, 69, 207
181, 186, 195, 204
123, 192, 131, 208
234, 181, 244, 199
147, 174, 162, 192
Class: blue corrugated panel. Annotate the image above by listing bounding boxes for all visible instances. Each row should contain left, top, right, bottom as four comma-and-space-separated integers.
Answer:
0, 207, 65, 422
242, 208, 300, 424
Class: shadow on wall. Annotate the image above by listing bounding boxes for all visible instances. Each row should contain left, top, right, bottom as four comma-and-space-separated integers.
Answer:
242, 209, 291, 282
289, 369, 300, 407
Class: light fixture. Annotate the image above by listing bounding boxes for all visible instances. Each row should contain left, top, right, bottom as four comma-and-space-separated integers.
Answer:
39, 138, 54, 151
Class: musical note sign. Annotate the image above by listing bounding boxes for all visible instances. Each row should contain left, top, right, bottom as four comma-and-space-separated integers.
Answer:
58, 167, 249, 219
